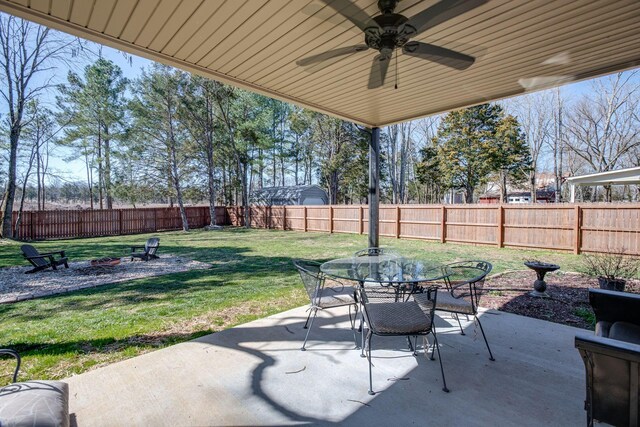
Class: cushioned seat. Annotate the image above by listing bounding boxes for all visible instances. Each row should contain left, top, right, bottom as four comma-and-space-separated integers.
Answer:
365, 301, 432, 335
318, 286, 356, 308
0, 381, 69, 427
609, 321, 640, 345
417, 291, 473, 314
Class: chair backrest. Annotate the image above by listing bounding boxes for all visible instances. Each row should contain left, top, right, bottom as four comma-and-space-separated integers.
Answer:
590, 288, 640, 327
20, 244, 47, 267
354, 247, 400, 257
575, 334, 640, 427
445, 260, 492, 310
293, 260, 324, 304
145, 238, 160, 255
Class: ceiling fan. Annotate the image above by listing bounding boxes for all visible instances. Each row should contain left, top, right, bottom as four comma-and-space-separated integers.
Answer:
296, 0, 487, 89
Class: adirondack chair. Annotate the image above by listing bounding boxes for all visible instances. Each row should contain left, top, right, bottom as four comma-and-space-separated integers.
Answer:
130, 237, 160, 261
21, 244, 69, 274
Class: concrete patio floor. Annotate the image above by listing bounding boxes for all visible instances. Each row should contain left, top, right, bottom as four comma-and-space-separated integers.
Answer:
66, 306, 587, 426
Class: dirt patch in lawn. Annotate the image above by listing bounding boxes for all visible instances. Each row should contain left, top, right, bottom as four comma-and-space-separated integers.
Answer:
480, 270, 640, 330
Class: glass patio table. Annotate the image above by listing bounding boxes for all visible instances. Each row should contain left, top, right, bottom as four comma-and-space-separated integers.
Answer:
320, 255, 450, 295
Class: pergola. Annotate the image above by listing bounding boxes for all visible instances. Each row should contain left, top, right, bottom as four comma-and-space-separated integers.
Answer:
2, 0, 640, 246
567, 166, 640, 202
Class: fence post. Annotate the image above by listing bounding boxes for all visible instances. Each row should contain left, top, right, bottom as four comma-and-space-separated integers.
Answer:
30, 211, 35, 240
395, 206, 400, 239
283, 206, 287, 230
304, 206, 308, 232
440, 206, 446, 243
497, 205, 504, 248
119, 210, 123, 234
330, 206, 334, 233
574, 205, 582, 254
359, 206, 364, 235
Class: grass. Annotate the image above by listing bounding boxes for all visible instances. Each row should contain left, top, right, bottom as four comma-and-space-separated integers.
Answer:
0, 227, 589, 382
574, 307, 596, 326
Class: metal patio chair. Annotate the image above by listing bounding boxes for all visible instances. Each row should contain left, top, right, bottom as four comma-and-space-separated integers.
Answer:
419, 260, 495, 361
21, 244, 69, 274
130, 237, 160, 261
293, 260, 358, 351
358, 285, 448, 395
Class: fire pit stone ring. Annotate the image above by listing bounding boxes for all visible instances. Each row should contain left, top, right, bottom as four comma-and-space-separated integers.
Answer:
90, 257, 122, 267
524, 261, 560, 298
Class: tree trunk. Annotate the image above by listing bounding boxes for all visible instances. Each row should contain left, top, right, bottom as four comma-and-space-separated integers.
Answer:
85, 150, 94, 209
206, 149, 217, 226
36, 141, 42, 210
104, 131, 113, 209
1, 128, 20, 238
240, 159, 250, 228
97, 133, 104, 209
15, 145, 38, 236
169, 143, 189, 232
500, 170, 508, 202
530, 171, 537, 203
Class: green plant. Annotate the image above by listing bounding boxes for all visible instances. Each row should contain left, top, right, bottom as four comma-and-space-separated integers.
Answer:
574, 307, 596, 326
582, 251, 639, 280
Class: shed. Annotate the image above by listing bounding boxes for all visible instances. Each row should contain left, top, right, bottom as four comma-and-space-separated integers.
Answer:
250, 185, 328, 206
567, 167, 640, 202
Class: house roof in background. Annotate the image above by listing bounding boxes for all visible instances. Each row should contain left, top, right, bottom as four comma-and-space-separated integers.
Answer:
1, 0, 640, 127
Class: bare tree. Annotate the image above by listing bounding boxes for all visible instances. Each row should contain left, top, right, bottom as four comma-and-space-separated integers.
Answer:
384, 122, 413, 203
505, 92, 554, 202
564, 72, 640, 201
0, 13, 81, 237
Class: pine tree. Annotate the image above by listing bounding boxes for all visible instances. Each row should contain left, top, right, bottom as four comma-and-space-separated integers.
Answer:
130, 64, 191, 231
57, 58, 128, 209
435, 104, 504, 203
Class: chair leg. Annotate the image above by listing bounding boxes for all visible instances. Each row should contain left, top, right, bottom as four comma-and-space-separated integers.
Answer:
350, 305, 360, 349
453, 313, 465, 335
475, 315, 495, 361
303, 309, 312, 329
432, 330, 449, 393
301, 308, 318, 351
366, 330, 375, 395
360, 313, 367, 358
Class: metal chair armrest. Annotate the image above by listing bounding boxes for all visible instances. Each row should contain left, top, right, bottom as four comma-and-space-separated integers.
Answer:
0, 349, 21, 383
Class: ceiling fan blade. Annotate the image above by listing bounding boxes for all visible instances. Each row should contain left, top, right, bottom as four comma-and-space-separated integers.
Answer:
404, 0, 487, 37
317, 0, 377, 32
368, 55, 390, 89
297, 44, 369, 68
403, 41, 474, 70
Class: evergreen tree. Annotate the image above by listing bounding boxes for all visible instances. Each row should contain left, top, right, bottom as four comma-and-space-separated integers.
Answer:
435, 104, 504, 203
130, 64, 192, 231
57, 58, 128, 209
493, 114, 532, 202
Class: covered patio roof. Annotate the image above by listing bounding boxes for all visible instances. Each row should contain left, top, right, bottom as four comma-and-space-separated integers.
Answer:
567, 166, 640, 202
1, 0, 640, 128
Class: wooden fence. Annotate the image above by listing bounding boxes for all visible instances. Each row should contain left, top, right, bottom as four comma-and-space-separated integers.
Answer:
6, 204, 640, 255
225, 204, 640, 256
5, 206, 225, 240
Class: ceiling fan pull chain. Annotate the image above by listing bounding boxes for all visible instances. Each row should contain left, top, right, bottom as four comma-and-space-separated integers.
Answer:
394, 48, 398, 90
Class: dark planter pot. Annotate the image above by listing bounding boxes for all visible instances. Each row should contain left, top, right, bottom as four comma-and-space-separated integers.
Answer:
598, 277, 626, 292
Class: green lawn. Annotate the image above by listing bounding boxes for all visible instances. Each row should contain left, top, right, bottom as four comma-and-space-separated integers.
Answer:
0, 228, 588, 382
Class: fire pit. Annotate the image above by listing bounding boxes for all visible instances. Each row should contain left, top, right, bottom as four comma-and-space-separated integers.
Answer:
90, 257, 121, 267
524, 261, 560, 298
